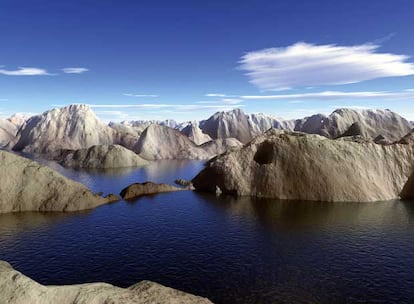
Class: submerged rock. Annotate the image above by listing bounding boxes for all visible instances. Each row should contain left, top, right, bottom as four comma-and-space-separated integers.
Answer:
120, 182, 184, 200
192, 129, 414, 202
0, 261, 213, 304
0, 150, 119, 213
53, 144, 149, 169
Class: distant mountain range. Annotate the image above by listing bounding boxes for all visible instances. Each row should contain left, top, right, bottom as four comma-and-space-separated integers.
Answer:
1, 104, 412, 159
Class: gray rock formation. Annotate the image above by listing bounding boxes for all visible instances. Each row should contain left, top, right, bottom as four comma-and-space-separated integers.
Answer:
0, 261, 213, 304
134, 124, 211, 160
200, 138, 243, 155
398, 129, 414, 145
120, 182, 183, 200
296, 108, 412, 142
53, 144, 149, 169
199, 109, 294, 144
0, 150, 119, 213
0, 118, 17, 147
192, 129, 414, 202
13, 104, 115, 154
181, 121, 212, 145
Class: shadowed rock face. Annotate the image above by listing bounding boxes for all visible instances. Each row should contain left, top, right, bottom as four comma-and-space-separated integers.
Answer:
120, 182, 183, 200
401, 172, 414, 200
0, 261, 213, 304
53, 144, 149, 169
134, 124, 211, 160
0, 150, 118, 213
13, 104, 115, 154
192, 129, 414, 202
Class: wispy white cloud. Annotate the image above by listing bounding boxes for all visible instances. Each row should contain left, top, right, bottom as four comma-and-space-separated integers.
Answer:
241, 89, 414, 100
0, 67, 52, 76
62, 67, 89, 74
198, 98, 243, 105
205, 93, 236, 97
123, 93, 159, 98
240, 42, 414, 90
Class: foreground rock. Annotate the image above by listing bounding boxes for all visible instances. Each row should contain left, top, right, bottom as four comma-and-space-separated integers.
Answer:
53, 144, 149, 169
0, 151, 118, 213
400, 170, 414, 200
13, 104, 115, 154
0, 261, 213, 304
120, 182, 184, 200
135, 124, 211, 160
192, 129, 414, 202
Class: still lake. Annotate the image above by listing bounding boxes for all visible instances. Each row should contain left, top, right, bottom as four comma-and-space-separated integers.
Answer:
0, 158, 414, 304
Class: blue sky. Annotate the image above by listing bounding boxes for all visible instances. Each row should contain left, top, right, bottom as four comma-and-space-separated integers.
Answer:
1, 0, 414, 121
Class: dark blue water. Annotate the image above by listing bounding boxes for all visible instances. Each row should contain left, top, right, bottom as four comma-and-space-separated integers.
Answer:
1, 159, 414, 304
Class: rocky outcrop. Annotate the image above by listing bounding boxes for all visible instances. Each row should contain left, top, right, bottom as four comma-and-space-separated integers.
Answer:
134, 124, 211, 160
200, 138, 243, 155
53, 145, 149, 169
398, 130, 414, 145
181, 122, 212, 145
0, 150, 119, 213
120, 182, 183, 200
199, 109, 294, 144
192, 129, 414, 202
13, 104, 115, 154
296, 108, 412, 143
0, 261, 213, 304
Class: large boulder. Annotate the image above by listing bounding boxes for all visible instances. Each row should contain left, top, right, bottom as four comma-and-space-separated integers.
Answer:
13, 104, 115, 154
134, 124, 211, 160
120, 182, 183, 200
192, 129, 414, 202
0, 261, 213, 304
53, 145, 149, 169
0, 151, 118, 213
400, 171, 414, 200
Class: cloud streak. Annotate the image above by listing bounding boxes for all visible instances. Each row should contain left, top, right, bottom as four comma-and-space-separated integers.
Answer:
62, 67, 89, 74
0, 67, 52, 76
241, 89, 414, 100
124, 93, 159, 98
240, 42, 414, 90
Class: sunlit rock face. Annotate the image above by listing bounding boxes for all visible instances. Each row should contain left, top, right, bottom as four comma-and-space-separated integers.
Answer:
134, 124, 211, 160
295, 108, 412, 143
193, 129, 414, 202
13, 104, 115, 154
181, 121, 212, 145
53, 144, 149, 169
0, 118, 17, 147
0, 150, 118, 213
199, 108, 295, 144
0, 261, 214, 304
